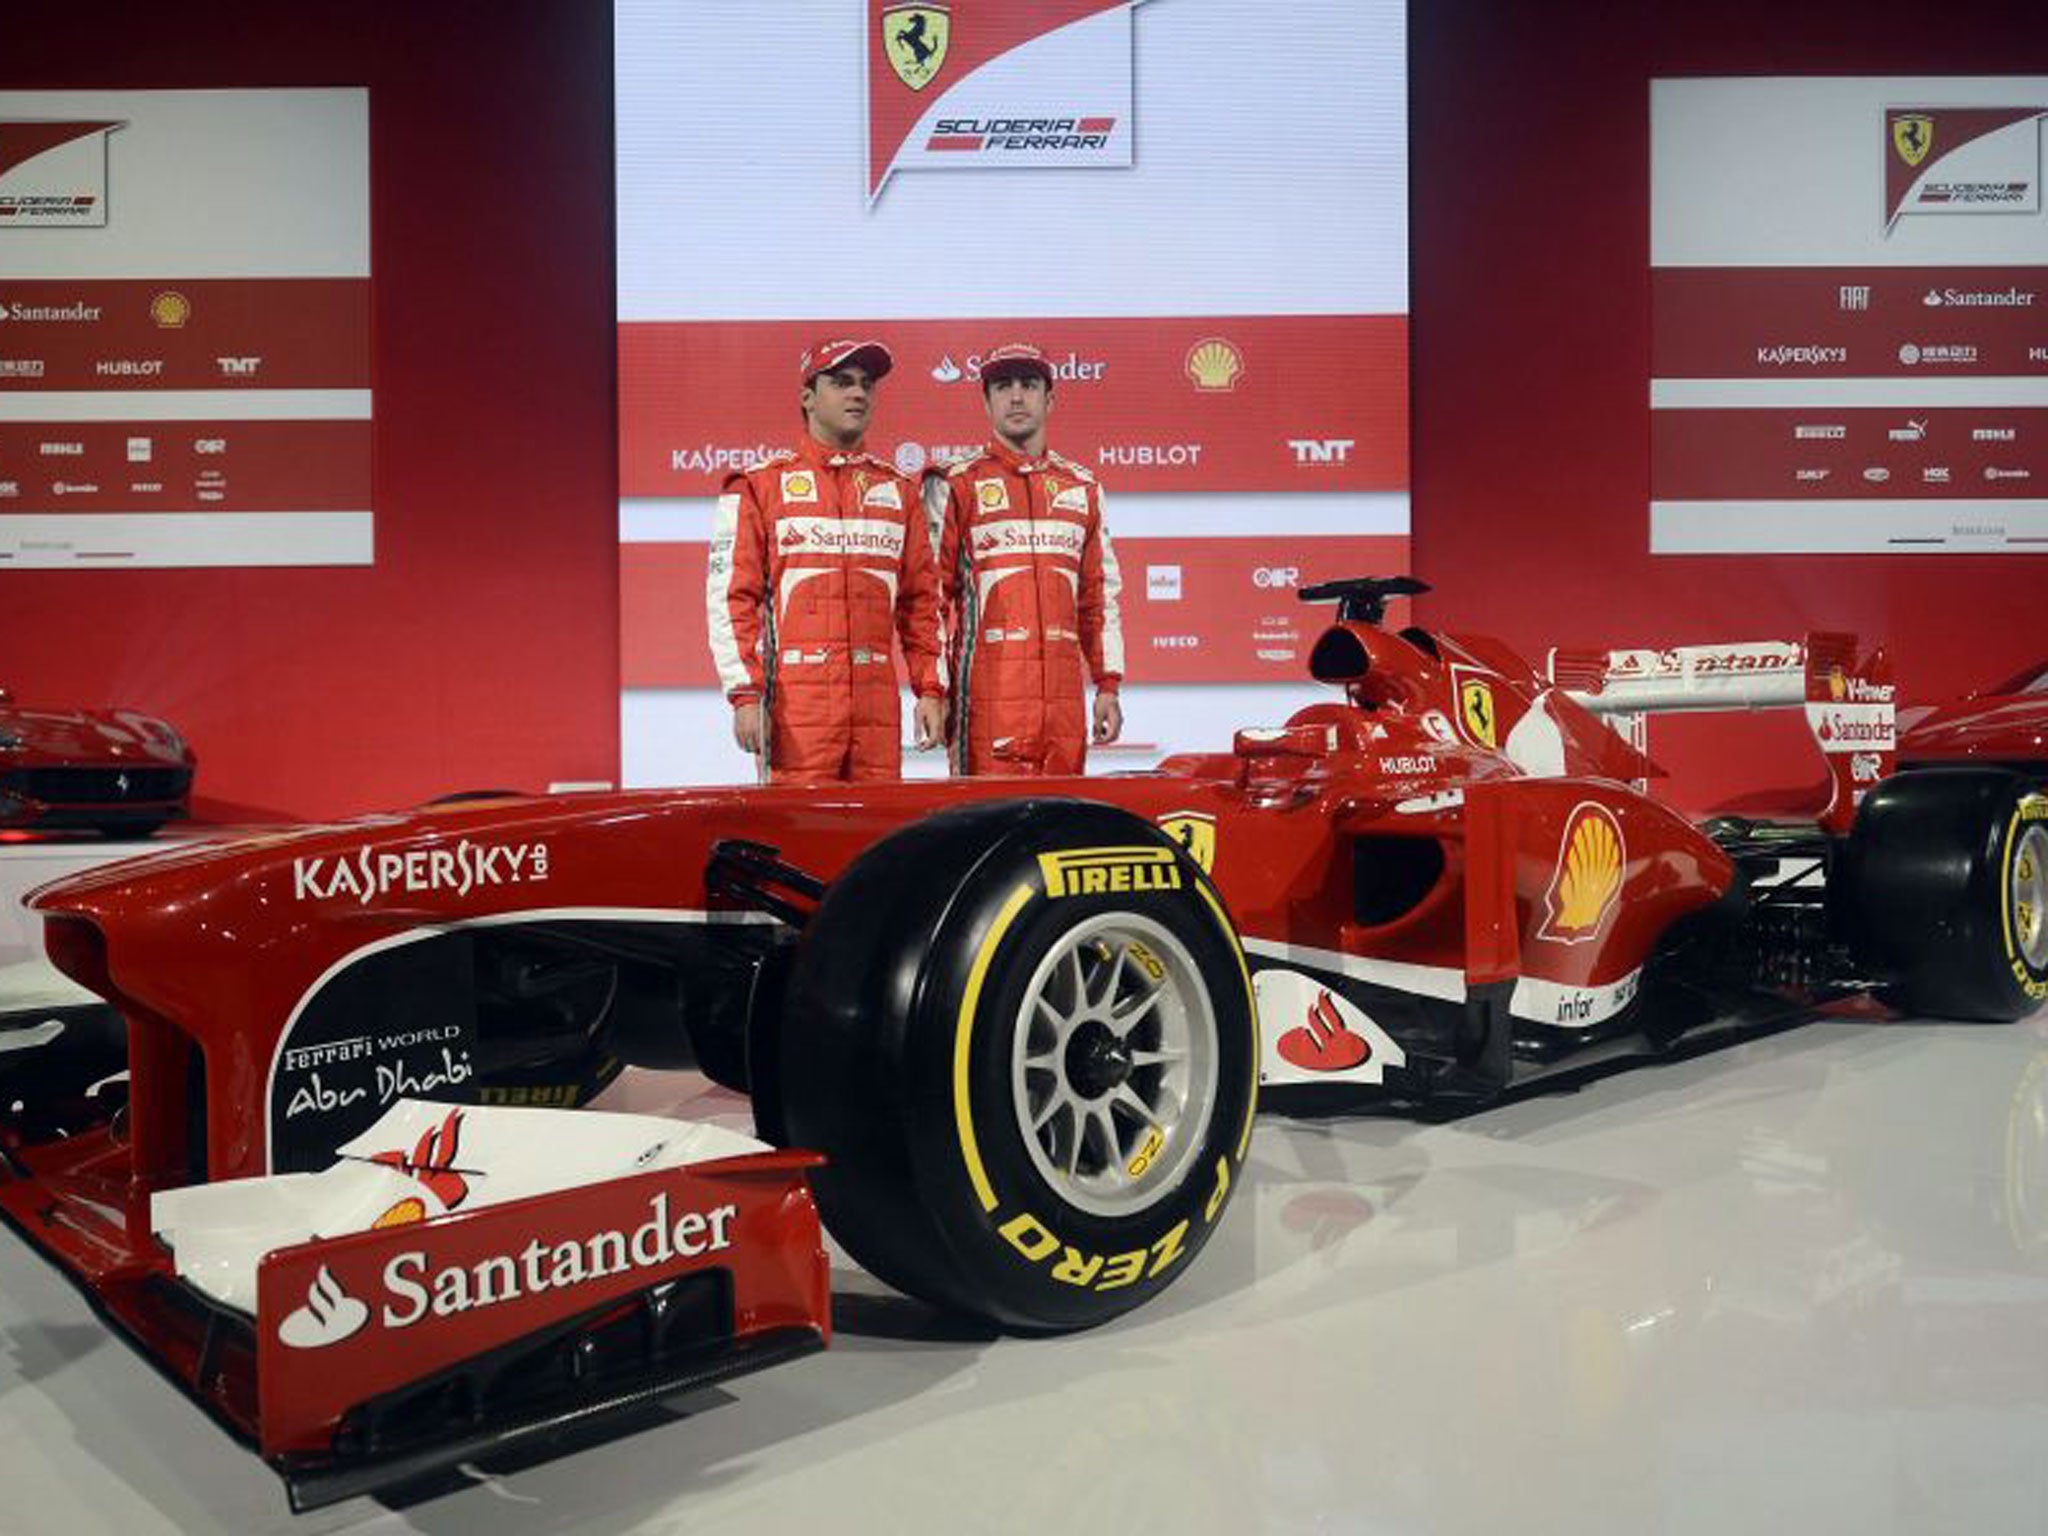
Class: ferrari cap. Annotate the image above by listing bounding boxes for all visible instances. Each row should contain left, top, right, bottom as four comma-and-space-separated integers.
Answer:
979, 342, 1054, 386
799, 337, 894, 383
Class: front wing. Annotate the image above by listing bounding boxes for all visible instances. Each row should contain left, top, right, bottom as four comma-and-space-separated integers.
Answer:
0, 1103, 830, 1511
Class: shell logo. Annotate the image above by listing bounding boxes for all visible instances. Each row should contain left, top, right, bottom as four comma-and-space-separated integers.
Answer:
149, 291, 190, 329
1185, 338, 1244, 392
1828, 667, 1847, 701
1538, 802, 1627, 944
783, 472, 816, 501
976, 479, 1009, 510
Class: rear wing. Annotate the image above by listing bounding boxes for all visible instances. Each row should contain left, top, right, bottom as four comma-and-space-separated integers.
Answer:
1547, 633, 1895, 832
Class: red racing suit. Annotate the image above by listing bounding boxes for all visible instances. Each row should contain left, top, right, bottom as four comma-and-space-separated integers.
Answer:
708, 436, 946, 781
929, 441, 1124, 776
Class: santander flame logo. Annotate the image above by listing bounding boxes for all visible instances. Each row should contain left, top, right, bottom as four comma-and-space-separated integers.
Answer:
1277, 988, 1371, 1073
278, 1265, 370, 1349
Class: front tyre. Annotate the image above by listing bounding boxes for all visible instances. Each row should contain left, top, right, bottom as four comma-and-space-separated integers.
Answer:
776, 800, 1258, 1333
1839, 769, 2048, 1021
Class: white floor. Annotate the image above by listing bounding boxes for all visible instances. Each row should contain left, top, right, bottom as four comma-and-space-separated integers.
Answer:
4, 1014, 2048, 1534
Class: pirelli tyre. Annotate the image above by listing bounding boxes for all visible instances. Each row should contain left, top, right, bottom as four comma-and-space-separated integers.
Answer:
775, 799, 1258, 1333
1839, 768, 2048, 1022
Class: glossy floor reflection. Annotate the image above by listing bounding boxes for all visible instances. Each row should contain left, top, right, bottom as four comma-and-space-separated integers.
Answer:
5, 1015, 2048, 1534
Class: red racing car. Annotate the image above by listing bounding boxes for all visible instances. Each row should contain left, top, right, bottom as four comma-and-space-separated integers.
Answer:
4, 576, 2041, 1507
0, 686, 194, 836
1901, 658, 2048, 780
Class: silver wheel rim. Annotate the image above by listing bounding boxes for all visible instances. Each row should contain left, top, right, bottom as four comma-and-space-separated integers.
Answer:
2013, 821, 2048, 972
1010, 912, 1219, 1219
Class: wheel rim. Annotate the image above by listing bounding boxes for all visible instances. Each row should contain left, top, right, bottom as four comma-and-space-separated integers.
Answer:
2014, 821, 2048, 972
1010, 913, 1219, 1218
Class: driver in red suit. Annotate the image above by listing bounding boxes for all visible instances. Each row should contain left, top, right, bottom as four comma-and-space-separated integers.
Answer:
927, 343, 1125, 776
706, 338, 947, 781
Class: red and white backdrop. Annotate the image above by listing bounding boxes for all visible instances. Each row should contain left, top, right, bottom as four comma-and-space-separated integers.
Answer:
0, 8, 620, 824
615, 0, 1408, 785
0, 90, 371, 568
1408, 5, 2048, 819
1651, 79, 2047, 555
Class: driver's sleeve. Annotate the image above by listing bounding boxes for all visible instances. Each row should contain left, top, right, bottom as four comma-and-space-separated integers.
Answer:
895, 481, 949, 699
707, 474, 768, 704
1079, 487, 1125, 692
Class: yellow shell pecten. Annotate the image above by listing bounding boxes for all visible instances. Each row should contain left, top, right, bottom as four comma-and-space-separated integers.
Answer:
1556, 811, 1623, 931
1186, 339, 1243, 391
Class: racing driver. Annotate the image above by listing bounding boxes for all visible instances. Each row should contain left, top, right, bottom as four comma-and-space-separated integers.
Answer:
707, 338, 947, 781
927, 342, 1124, 775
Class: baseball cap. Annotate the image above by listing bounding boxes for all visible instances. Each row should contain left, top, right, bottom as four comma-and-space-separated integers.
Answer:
799, 337, 893, 383
979, 342, 1054, 386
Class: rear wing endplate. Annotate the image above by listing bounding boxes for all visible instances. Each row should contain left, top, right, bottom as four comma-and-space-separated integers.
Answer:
1547, 633, 1896, 832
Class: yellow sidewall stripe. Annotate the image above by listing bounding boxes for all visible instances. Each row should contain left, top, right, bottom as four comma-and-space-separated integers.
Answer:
1196, 879, 1261, 1162
2005, 808, 2023, 964
2009, 797, 2048, 970
955, 881, 1038, 1213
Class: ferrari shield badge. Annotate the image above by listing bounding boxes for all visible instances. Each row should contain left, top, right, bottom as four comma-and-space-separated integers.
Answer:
1458, 677, 1498, 749
1157, 812, 1216, 874
1891, 113, 1934, 168
883, 4, 950, 91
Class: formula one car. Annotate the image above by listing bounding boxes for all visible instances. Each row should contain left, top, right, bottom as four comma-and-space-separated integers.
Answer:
4, 576, 2042, 1508
1901, 658, 2048, 780
0, 686, 194, 836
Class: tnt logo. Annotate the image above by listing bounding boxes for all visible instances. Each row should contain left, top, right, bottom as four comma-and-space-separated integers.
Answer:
216, 356, 261, 377
1287, 439, 1354, 465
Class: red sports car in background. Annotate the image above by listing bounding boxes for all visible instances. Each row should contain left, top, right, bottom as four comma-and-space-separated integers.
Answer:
0, 688, 195, 836
1900, 660, 2048, 778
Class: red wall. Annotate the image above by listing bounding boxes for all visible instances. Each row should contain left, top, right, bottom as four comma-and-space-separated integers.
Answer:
0, 2, 620, 819
1410, 0, 2048, 809
7, 4, 2041, 820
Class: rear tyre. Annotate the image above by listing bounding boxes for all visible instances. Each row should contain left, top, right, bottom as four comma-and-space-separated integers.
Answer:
1839, 769, 2048, 1021
775, 799, 1258, 1333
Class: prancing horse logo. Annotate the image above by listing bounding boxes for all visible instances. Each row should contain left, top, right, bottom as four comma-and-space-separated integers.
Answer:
1892, 113, 1934, 168
883, 4, 951, 92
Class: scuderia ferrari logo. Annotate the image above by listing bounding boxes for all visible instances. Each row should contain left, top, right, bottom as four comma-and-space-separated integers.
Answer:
1459, 678, 1498, 749
1157, 813, 1216, 874
1892, 113, 1933, 167
883, 3, 950, 91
